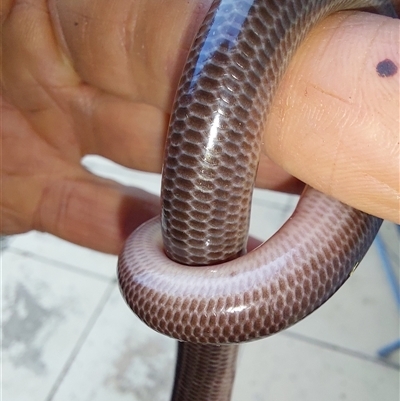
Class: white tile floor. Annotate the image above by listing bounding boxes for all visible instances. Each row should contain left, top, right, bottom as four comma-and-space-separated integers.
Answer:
2, 156, 399, 401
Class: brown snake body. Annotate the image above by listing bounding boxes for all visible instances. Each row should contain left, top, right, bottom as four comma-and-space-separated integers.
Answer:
118, 1, 397, 400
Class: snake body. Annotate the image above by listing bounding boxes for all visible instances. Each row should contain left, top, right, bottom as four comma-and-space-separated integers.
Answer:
118, 1, 396, 400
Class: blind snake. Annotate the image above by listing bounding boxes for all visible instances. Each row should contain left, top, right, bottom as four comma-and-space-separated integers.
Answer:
118, 1, 397, 399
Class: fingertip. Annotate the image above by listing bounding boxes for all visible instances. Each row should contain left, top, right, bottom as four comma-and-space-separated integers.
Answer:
264, 11, 399, 222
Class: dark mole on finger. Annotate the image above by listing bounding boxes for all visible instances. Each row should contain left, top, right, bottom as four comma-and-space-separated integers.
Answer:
376, 59, 398, 77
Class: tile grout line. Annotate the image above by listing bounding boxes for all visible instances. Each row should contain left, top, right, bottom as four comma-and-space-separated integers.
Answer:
282, 331, 400, 370
6, 247, 114, 282
44, 279, 117, 401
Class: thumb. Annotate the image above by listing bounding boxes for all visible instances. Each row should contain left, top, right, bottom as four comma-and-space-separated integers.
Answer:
263, 11, 399, 223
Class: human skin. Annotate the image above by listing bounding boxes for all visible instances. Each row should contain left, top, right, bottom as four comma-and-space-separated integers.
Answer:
1, 0, 399, 254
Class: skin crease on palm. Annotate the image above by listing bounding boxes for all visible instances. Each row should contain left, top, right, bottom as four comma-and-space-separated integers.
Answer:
1, 0, 399, 255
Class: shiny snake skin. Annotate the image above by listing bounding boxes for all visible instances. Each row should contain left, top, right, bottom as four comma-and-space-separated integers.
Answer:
118, 1, 396, 400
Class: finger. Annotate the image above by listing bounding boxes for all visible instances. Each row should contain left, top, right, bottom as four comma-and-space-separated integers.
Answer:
263, 12, 399, 223
247, 236, 263, 252
34, 176, 160, 254
1, 100, 159, 254
256, 154, 305, 194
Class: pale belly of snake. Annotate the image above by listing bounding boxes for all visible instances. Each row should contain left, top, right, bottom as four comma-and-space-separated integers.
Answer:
118, 1, 397, 400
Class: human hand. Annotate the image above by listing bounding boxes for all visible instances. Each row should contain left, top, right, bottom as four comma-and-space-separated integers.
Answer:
1, 1, 399, 254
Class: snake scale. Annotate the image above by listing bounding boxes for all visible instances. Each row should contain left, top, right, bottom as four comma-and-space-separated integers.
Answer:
118, 1, 397, 400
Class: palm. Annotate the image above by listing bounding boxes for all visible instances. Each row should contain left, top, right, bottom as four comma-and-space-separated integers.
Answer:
1, 0, 189, 250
